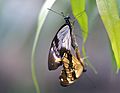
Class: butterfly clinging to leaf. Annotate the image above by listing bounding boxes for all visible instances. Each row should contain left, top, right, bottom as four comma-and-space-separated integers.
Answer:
48, 8, 86, 87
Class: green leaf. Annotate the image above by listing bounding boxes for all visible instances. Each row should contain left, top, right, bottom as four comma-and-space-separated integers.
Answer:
96, 0, 120, 73
108, 41, 117, 73
31, 0, 56, 93
70, 0, 97, 74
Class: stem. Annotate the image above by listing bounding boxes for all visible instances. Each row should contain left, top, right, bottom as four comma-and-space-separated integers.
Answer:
31, 27, 41, 93
31, 0, 56, 92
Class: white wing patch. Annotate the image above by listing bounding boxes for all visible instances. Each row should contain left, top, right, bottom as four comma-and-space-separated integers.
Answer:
57, 25, 71, 50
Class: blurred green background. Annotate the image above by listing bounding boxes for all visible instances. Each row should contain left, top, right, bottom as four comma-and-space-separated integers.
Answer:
0, 0, 120, 93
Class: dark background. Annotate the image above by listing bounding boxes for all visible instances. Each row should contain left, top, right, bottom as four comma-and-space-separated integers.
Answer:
0, 0, 120, 93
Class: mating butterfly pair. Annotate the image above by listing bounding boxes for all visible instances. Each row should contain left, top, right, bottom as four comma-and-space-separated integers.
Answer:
48, 14, 86, 87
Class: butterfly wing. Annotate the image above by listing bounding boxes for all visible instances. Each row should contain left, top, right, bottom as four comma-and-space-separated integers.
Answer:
48, 24, 71, 70
59, 52, 84, 86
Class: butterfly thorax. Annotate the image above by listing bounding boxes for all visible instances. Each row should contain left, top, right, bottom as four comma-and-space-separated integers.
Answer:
64, 16, 70, 23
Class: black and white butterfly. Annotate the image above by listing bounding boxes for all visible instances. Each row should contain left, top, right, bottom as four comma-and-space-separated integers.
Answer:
48, 9, 86, 87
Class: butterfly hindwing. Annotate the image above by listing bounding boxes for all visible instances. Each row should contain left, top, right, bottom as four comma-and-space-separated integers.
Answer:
59, 51, 84, 86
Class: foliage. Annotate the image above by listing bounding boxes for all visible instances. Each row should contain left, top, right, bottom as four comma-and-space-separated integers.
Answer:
96, 0, 120, 73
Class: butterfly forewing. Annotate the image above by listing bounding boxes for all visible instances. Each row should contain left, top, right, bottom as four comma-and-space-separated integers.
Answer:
48, 24, 71, 70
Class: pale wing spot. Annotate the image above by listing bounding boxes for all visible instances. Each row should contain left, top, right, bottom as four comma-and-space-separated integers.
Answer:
57, 25, 71, 50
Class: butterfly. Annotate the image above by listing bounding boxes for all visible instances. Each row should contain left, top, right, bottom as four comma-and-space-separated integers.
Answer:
48, 9, 86, 87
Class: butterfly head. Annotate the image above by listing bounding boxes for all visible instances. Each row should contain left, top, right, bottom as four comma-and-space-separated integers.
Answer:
64, 16, 71, 25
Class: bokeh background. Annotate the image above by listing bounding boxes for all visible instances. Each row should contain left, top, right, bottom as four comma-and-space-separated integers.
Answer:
0, 0, 120, 93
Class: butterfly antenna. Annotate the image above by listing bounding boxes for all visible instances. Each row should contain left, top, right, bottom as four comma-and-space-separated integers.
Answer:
71, 10, 86, 23
47, 8, 65, 18
61, 12, 66, 17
